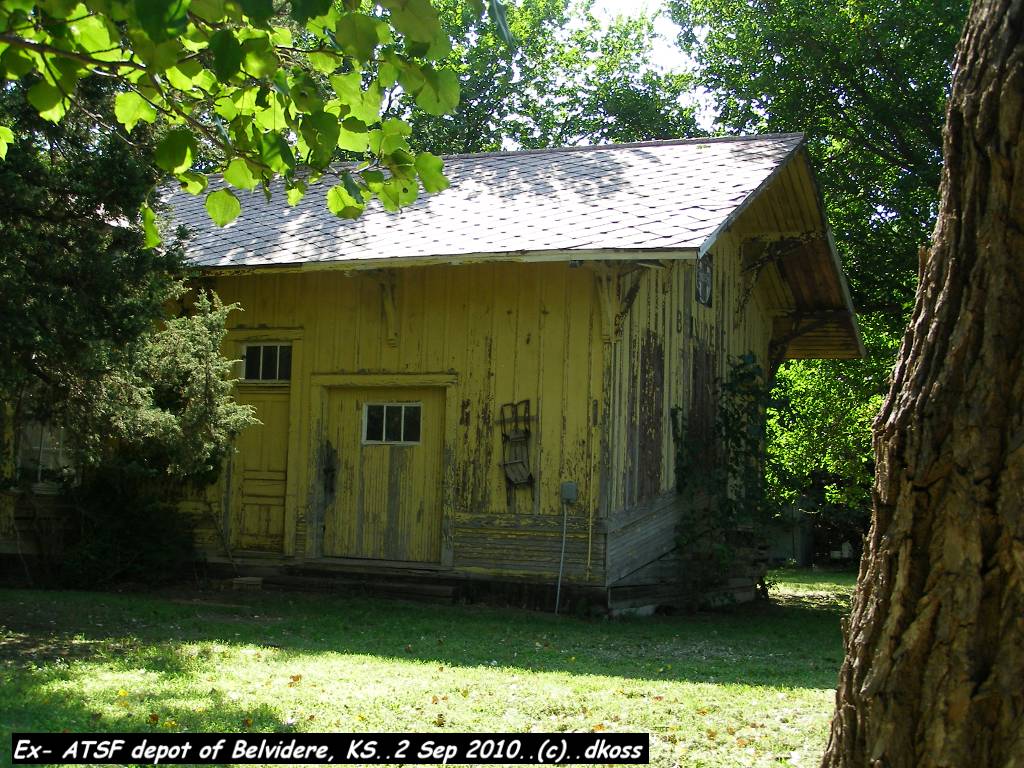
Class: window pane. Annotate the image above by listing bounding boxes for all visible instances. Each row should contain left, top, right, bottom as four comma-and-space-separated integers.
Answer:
244, 346, 261, 379
262, 345, 278, 380
365, 405, 384, 442
278, 345, 292, 380
385, 405, 403, 442
403, 406, 421, 443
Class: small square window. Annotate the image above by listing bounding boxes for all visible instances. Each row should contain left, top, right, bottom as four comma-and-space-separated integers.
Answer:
384, 405, 403, 442
363, 403, 422, 444
242, 344, 292, 382
278, 345, 292, 380
244, 346, 261, 380
403, 406, 421, 443
263, 346, 279, 380
365, 404, 385, 442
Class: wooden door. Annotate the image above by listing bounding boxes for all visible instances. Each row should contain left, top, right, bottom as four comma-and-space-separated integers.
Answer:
323, 387, 444, 563
230, 389, 290, 552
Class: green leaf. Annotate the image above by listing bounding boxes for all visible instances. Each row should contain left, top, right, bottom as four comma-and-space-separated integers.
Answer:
299, 111, 341, 164
290, 72, 324, 113
192, 69, 217, 92
2, 48, 36, 79
128, 34, 182, 71
335, 13, 383, 62
70, 14, 121, 61
177, 171, 208, 195
307, 51, 343, 74
39, 0, 78, 16
487, 0, 515, 47
189, 0, 225, 22
290, 0, 332, 24
213, 94, 238, 120
341, 171, 365, 204
380, 0, 442, 44
258, 130, 295, 173
369, 118, 411, 155
337, 117, 369, 152
114, 91, 157, 133
209, 29, 244, 81
397, 61, 425, 93
326, 184, 364, 219
223, 157, 258, 190
415, 67, 459, 115
241, 33, 278, 78
386, 148, 416, 177
165, 58, 202, 90
330, 71, 382, 124
27, 81, 68, 123
378, 176, 418, 212
205, 188, 241, 226
287, 184, 306, 206
362, 170, 385, 192
135, 0, 191, 43
378, 60, 399, 88
415, 151, 448, 193
238, 0, 273, 24
155, 128, 196, 174
141, 204, 162, 248
0, 125, 13, 160
270, 26, 293, 47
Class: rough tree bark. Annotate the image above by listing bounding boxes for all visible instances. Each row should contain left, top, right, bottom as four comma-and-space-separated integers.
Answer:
821, 1, 1024, 766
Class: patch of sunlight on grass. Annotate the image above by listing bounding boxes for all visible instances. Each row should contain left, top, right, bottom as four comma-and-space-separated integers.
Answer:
767, 567, 857, 613
0, 576, 853, 768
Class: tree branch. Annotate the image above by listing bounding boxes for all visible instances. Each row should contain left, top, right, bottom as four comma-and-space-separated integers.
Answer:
0, 33, 146, 73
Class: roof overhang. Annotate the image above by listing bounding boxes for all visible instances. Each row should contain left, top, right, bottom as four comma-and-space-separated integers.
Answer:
722, 145, 864, 361
197, 247, 700, 276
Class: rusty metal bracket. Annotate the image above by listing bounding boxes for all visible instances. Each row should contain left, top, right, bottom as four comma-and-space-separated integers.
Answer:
498, 400, 534, 488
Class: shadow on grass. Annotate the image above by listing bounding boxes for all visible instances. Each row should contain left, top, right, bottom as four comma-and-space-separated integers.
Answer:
1, 581, 850, 693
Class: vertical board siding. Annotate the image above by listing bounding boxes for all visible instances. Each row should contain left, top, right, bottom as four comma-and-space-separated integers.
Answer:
602, 230, 778, 585
198, 261, 606, 584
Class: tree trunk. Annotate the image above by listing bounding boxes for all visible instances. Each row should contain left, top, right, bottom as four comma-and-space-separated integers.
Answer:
821, 1, 1024, 766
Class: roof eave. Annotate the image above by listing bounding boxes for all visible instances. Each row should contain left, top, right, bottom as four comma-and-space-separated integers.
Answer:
696, 134, 808, 258
195, 246, 702, 275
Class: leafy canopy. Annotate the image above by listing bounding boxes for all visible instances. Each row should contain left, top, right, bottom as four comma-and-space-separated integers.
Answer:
0, 0, 512, 238
403, 0, 698, 156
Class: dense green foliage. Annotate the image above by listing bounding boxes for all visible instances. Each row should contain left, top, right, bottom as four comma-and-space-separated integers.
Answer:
52, 294, 254, 587
0, 0, 510, 234
1, 79, 253, 479
403, 0, 698, 155
670, 0, 969, 543
0, 78, 176, 406
1, 78, 254, 583
676, 355, 773, 594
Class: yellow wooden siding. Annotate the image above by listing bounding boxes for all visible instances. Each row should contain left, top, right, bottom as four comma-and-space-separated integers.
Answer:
230, 388, 290, 552
204, 262, 606, 583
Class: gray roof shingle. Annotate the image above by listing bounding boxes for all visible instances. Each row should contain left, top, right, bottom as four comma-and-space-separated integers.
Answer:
170, 133, 805, 269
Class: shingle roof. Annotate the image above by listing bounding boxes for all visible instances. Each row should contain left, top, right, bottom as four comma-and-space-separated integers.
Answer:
170, 133, 805, 269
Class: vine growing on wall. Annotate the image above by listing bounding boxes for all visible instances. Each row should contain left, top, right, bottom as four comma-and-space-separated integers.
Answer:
674, 353, 775, 600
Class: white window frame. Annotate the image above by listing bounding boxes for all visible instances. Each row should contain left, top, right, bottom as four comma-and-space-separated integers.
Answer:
17, 422, 73, 483
361, 402, 423, 446
242, 343, 293, 383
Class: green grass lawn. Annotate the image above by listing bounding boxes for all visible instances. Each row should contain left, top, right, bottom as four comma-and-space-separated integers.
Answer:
0, 568, 856, 767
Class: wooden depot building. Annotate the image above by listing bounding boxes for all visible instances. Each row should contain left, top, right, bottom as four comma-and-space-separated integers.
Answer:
166, 134, 863, 610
